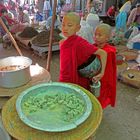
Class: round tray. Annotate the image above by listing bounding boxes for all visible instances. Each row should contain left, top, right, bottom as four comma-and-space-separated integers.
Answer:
118, 49, 138, 61
2, 83, 102, 140
16, 82, 92, 132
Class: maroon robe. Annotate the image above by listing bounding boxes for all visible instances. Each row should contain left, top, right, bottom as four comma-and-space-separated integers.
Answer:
59, 35, 98, 89
97, 44, 117, 109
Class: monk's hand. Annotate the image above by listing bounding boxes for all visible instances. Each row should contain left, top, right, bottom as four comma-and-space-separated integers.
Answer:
92, 73, 104, 83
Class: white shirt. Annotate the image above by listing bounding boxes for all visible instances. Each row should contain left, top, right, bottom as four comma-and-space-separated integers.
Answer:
43, 0, 51, 11
77, 13, 100, 44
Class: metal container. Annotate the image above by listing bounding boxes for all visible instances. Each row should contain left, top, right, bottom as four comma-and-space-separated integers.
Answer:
90, 81, 101, 97
78, 55, 101, 78
0, 56, 32, 88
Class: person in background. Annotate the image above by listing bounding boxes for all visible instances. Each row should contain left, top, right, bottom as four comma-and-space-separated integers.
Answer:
46, 14, 61, 30
93, 23, 117, 109
35, 9, 43, 22
59, 12, 107, 90
0, 8, 16, 48
1, 6, 30, 48
0, 8, 17, 34
107, 5, 116, 18
43, 0, 51, 20
0, 8, 10, 36
116, 0, 134, 32
127, 2, 140, 27
131, 0, 140, 9
77, 12, 100, 43
86, 0, 95, 13
7, 0, 17, 18
0, 0, 17, 25
17, 6, 30, 24
0, 0, 6, 16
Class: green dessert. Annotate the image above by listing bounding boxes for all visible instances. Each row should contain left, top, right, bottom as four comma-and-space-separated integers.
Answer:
22, 93, 85, 122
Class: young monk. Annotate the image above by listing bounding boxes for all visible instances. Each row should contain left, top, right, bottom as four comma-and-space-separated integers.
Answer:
59, 12, 107, 90
94, 23, 117, 109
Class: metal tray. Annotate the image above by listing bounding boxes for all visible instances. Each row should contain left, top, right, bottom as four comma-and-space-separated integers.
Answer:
16, 82, 92, 132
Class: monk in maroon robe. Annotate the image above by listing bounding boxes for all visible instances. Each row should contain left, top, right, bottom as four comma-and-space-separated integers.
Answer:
59, 12, 107, 90
94, 23, 117, 109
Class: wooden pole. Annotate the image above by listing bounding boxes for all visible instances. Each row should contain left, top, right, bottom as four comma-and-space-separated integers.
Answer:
46, 0, 57, 71
0, 18, 23, 56
72, 0, 76, 11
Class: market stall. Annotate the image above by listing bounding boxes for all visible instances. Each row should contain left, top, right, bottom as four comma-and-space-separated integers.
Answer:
15, 27, 61, 58
0, 64, 51, 109
0, 1, 104, 140
2, 83, 102, 140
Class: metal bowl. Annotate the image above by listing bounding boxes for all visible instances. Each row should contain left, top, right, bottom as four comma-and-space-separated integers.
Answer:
16, 82, 92, 132
0, 56, 32, 88
78, 55, 101, 78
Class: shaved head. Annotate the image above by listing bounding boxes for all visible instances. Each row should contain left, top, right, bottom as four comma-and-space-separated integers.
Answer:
95, 23, 111, 37
64, 12, 81, 25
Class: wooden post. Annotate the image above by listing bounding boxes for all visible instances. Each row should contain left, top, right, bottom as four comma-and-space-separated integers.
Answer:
72, 0, 76, 11
0, 18, 23, 56
46, 0, 57, 71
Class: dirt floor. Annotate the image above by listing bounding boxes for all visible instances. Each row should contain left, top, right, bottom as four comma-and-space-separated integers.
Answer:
0, 44, 140, 140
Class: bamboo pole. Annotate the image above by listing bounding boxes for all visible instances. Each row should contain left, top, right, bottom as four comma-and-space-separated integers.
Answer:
46, 0, 57, 71
0, 18, 23, 56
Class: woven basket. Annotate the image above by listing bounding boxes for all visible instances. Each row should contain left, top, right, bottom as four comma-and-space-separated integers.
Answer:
121, 69, 140, 88
116, 45, 128, 53
31, 36, 59, 47
117, 62, 128, 77
1, 84, 102, 140
118, 49, 138, 61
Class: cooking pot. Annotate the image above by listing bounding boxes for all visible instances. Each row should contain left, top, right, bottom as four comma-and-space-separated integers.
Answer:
0, 56, 32, 88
